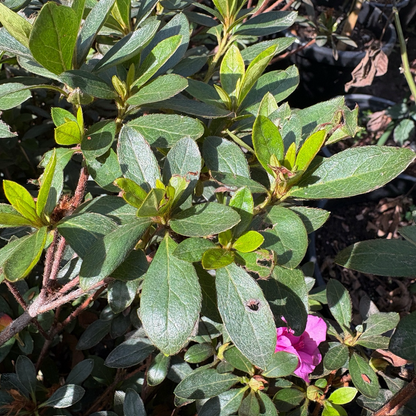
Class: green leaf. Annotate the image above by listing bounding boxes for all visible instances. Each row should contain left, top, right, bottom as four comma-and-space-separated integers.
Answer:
36, 149, 57, 219
235, 11, 297, 36
394, 119, 415, 145
322, 401, 347, 416
211, 172, 267, 194
233, 231, 264, 253
72, 0, 86, 27
55, 121, 82, 146
170, 203, 241, 237
199, 388, 246, 416
241, 38, 295, 65
262, 206, 308, 269
112, 0, 130, 30
326, 279, 352, 331
15, 356, 36, 396
335, 239, 416, 277
147, 353, 170, 386
203, 136, 250, 178
239, 390, 260, 415
259, 267, 307, 335
241, 67, 299, 114
76, 319, 111, 350
273, 388, 305, 412
238, 45, 278, 107
51, 107, 77, 127
184, 343, 215, 364
323, 343, 349, 371
134, 35, 182, 88
66, 359, 94, 385
235, 250, 274, 279
174, 369, 239, 399
124, 389, 146, 416
58, 212, 118, 259
258, 92, 278, 118
187, 79, 225, 108
114, 178, 147, 208
128, 74, 188, 107
295, 130, 326, 172
82, 121, 116, 160
390, 311, 416, 361
105, 337, 155, 368
140, 235, 201, 355
258, 390, 278, 416
362, 312, 400, 337
0, 3, 31, 48
223, 346, 254, 374
288, 206, 330, 234
399, 225, 416, 245
349, 353, 379, 398
220, 44, 245, 98
108, 279, 140, 314
0, 206, 34, 228
0, 120, 17, 138
289, 147, 416, 199
127, 114, 204, 148
4, 227, 47, 281
173, 238, 216, 262
0, 82, 31, 111
229, 187, 254, 238
75, 0, 116, 68
118, 125, 160, 192
216, 263, 276, 369
2, 180, 39, 225
59, 70, 117, 100
40, 384, 84, 408
252, 115, 284, 175
111, 249, 148, 281
202, 248, 235, 270
28, 2, 78, 75
0, 27, 31, 59
79, 219, 151, 289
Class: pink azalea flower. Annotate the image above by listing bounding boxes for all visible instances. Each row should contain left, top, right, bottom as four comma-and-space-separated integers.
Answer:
275, 315, 327, 383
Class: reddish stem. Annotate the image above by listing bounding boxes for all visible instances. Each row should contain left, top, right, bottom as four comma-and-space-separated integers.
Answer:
48, 236, 66, 282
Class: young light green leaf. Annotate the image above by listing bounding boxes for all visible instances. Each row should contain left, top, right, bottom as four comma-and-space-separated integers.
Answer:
295, 130, 326, 172
29, 2, 78, 75
0, 3, 31, 48
258, 92, 278, 117
289, 147, 416, 199
0, 205, 35, 228
127, 114, 204, 148
128, 74, 188, 107
233, 231, 264, 253
202, 248, 235, 270
170, 203, 241, 237
118, 125, 160, 191
140, 235, 202, 355
3, 180, 40, 225
216, 263, 276, 369
349, 353, 379, 398
252, 115, 284, 175
327, 279, 352, 331
55, 121, 82, 146
4, 227, 47, 281
51, 107, 77, 127
75, 0, 116, 68
328, 387, 357, 405
335, 240, 416, 277
36, 149, 57, 219
133, 35, 182, 88
229, 187, 254, 238
174, 369, 239, 399
112, 0, 131, 32
79, 219, 151, 289
220, 44, 245, 98
114, 178, 147, 208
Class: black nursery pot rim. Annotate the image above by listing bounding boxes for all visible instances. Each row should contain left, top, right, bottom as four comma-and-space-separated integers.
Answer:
294, 3, 397, 68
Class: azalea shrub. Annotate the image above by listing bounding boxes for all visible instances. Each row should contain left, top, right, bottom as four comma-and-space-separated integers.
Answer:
0, 0, 415, 415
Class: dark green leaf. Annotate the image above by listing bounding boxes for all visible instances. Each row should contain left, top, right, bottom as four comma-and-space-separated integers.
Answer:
174, 369, 239, 399
140, 235, 201, 355
326, 279, 352, 331
66, 359, 94, 385
199, 388, 246, 416
288, 206, 330, 234
76, 319, 111, 350
147, 353, 170, 386
349, 353, 379, 398
108, 279, 140, 314
335, 239, 416, 277
82, 121, 116, 160
390, 311, 416, 361
289, 147, 415, 199
170, 203, 241, 237
124, 388, 146, 416
29, 2, 78, 75
75, 0, 116, 68
118, 125, 160, 191
196, 264, 222, 323
211, 172, 267, 194
216, 263, 276, 369
127, 114, 204, 147
184, 343, 215, 364
173, 238, 216, 262
241, 38, 295, 65
362, 312, 399, 337
258, 390, 278, 416
15, 356, 36, 396
235, 11, 297, 36
0, 27, 31, 59
79, 219, 151, 289
273, 389, 305, 412
40, 384, 85, 408
128, 74, 188, 106
399, 225, 416, 245
111, 249, 148, 281
323, 343, 349, 371
223, 346, 254, 374
0, 82, 31, 111
105, 337, 155, 368
187, 79, 225, 107
238, 390, 260, 416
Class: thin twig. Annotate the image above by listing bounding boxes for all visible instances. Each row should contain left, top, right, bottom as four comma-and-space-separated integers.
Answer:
374, 377, 416, 416
59, 276, 80, 294
48, 236, 66, 282
281, 0, 295, 11
42, 230, 58, 288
